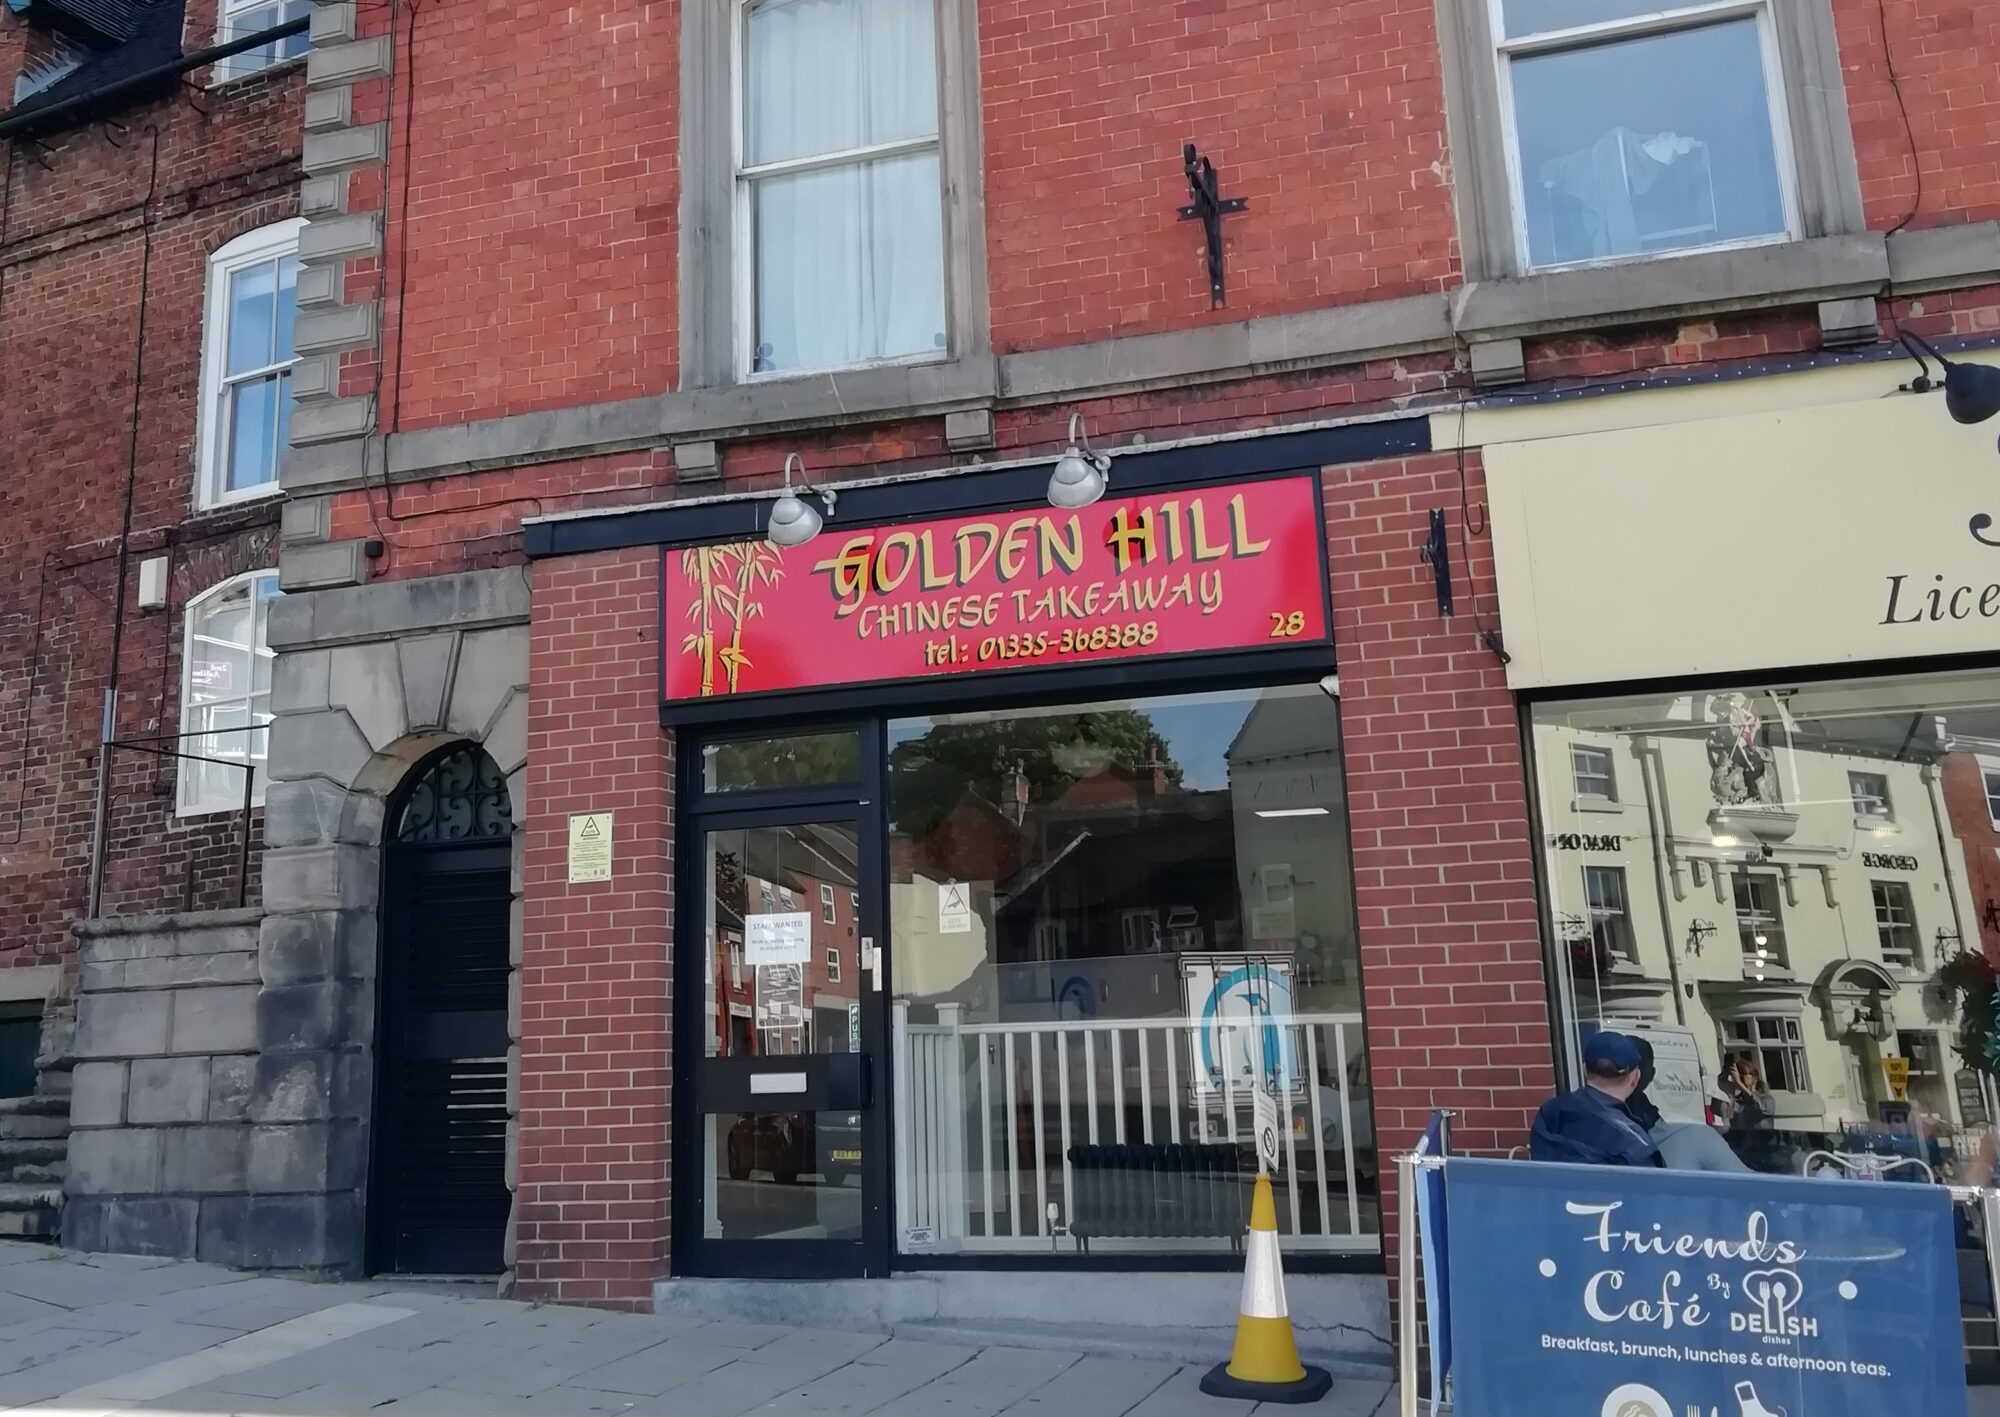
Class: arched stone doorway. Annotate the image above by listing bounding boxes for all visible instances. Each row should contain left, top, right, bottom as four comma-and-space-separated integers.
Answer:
367, 742, 513, 1274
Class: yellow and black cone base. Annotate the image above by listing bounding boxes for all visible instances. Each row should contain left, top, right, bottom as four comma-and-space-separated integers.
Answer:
1199, 1172, 1334, 1404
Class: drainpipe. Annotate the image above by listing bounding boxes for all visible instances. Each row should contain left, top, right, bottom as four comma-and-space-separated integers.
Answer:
84, 127, 160, 919
1637, 738, 1688, 1026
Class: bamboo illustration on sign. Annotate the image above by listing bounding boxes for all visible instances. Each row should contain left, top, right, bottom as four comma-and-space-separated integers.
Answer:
680, 542, 786, 695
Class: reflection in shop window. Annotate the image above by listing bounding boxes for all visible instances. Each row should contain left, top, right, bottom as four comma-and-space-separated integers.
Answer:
1721, 1014, 1810, 1094
1849, 770, 1893, 823
1530, 665, 2000, 1393
885, 684, 1374, 1257
1733, 874, 1789, 973
1570, 744, 1617, 801
1872, 881, 1920, 972
1583, 866, 1636, 965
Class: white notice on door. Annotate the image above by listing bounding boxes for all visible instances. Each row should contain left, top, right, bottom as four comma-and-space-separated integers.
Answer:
1253, 1087, 1282, 1174
937, 879, 972, 934
745, 911, 812, 966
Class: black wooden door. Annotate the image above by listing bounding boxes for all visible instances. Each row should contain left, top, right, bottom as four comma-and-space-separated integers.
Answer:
369, 746, 514, 1275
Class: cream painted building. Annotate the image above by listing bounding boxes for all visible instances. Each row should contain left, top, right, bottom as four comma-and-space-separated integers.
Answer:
1537, 706, 1976, 1134
1451, 350, 2000, 1164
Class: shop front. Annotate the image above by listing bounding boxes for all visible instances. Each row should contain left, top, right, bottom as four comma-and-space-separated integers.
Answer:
664, 465, 1378, 1281
1473, 364, 2000, 1369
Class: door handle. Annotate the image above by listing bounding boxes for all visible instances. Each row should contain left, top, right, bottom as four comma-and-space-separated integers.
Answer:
862, 936, 881, 993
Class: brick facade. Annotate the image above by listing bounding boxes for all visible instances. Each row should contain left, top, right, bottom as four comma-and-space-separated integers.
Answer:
1324, 451, 1553, 1269
0, 33, 301, 966
518, 549, 673, 1306
1940, 750, 2000, 964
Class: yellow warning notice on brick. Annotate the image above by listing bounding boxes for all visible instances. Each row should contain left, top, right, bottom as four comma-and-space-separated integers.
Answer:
568, 811, 614, 884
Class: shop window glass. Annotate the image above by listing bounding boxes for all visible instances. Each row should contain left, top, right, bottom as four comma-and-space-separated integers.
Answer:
1528, 669, 2000, 1212
700, 820, 864, 1241
701, 730, 861, 791
886, 684, 1373, 1257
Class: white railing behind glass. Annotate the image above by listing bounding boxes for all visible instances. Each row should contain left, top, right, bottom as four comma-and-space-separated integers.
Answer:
893, 1004, 1377, 1254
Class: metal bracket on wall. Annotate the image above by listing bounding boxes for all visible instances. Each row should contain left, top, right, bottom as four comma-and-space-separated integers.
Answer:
1418, 507, 1453, 617
1177, 143, 1247, 307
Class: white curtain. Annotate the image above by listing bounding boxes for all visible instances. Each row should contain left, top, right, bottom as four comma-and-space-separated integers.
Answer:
747, 0, 944, 373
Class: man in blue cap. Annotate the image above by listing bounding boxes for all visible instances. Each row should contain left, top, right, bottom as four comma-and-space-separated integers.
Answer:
1529, 1031, 1663, 1167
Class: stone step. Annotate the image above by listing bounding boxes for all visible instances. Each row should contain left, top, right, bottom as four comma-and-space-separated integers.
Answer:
0, 1139, 65, 1187
0, 1096, 69, 1117
0, 1096, 69, 1142
0, 1184, 62, 1241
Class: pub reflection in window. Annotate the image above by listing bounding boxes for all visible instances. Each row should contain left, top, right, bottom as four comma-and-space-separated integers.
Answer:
1531, 668, 2000, 1363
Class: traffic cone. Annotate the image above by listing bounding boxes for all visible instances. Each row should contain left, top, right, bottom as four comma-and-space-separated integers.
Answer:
1199, 1171, 1334, 1403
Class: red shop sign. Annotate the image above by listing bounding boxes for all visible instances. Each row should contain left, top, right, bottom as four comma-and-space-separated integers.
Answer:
662, 473, 1328, 702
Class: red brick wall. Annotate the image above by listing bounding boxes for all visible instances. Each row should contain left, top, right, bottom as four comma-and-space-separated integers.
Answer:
349, 0, 2000, 413
365, 0, 679, 432
518, 547, 673, 1307
0, 40, 300, 965
1835, 0, 2000, 231
980, 0, 1457, 352
1325, 450, 1555, 1262
1940, 750, 2000, 963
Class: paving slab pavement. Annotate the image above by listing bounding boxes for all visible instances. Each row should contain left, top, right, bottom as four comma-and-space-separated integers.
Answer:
0, 1244, 1399, 1417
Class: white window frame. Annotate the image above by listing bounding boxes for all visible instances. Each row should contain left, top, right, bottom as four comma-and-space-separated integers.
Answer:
177, 570, 279, 817
728, 0, 948, 382
1719, 1012, 1810, 1093
1871, 879, 1921, 972
1582, 865, 1636, 965
194, 219, 303, 511
824, 947, 841, 984
1983, 764, 2000, 832
1487, 0, 1802, 276
1732, 872, 1789, 971
820, 882, 837, 923
212, 0, 311, 84
1569, 744, 1616, 802
1848, 770, 1893, 823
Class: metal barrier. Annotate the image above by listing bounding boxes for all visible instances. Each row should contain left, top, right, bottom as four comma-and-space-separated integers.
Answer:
1393, 1152, 2000, 1417
893, 1004, 1376, 1252
91, 728, 260, 917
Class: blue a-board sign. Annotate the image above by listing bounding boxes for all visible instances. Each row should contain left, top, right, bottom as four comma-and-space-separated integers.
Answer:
1444, 1157, 1967, 1417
